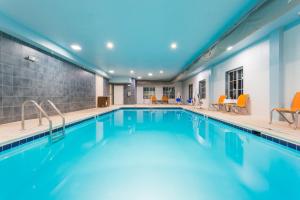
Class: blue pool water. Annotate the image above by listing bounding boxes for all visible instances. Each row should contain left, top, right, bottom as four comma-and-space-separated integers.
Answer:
0, 109, 300, 200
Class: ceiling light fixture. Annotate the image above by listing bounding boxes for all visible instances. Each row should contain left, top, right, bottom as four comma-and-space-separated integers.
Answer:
108, 70, 115, 74
137, 76, 142, 79
130, 70, 134, 74
170, 42, 178, 50
106, 41, 114, 49
159, 70, 164, 74
148, 73, 153, 76
227, 46, 233, 51
70, 44, 82, 51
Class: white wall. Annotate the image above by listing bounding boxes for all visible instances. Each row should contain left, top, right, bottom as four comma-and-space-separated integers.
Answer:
212, 40, 270, 119
283, 23, 300, 108
182, 70, 211, 108
182, 40, 270, 119
136, 82, 182, 104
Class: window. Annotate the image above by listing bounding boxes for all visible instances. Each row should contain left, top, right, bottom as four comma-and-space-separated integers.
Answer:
188, 84, 193, 99
143, 87, 155, 99
198, 80, 206, 99
163, 87, 175, 99
225, 67, 243, 99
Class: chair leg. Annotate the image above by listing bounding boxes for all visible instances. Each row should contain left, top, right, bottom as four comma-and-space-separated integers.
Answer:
278, 112, 294, 125
269, 109, 274, 124
294, 112, 299, 129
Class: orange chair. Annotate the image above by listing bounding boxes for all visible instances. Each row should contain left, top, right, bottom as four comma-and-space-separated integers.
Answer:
162, 96, 169, 104
211, 95, 226, 110
151, 96, 157, 104
231, 94, 249, 114
270, 92, 300, 129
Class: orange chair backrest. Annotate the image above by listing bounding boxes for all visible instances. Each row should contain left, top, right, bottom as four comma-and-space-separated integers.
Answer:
291, 92, 300, 111
237, 94, 249, 108
151, 96, 157, 102
162, 96, 168, 102
218, 95, 226, 104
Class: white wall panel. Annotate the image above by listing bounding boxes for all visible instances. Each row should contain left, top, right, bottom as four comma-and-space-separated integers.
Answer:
283, 23, 300, 108
182, 40, 270, 119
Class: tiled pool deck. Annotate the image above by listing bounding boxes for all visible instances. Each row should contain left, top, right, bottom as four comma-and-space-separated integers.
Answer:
0, 105, 299, 152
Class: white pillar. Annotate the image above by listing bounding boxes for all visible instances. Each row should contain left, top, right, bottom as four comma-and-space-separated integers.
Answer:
208, 68, 214, 106
269, 29, 283, 120
95, 75, 104, 107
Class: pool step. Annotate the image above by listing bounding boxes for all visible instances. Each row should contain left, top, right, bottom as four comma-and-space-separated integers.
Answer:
50, 130, 65, 143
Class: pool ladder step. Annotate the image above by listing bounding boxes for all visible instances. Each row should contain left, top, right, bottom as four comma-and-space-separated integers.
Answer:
50, 130, 65, 143
40, 100, 65, 143
21, 100, 66, 144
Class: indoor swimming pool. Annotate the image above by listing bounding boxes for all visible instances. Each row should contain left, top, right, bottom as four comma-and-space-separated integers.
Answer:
0, 108, 299, 200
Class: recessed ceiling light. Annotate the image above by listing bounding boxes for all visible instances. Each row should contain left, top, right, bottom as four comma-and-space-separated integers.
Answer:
227, 46, 233, 51
71, 44, 82, 51
170, 42, 178, 50
137, 76, 142, 79
159, 70, 164, 74
106, 41, 114, 49
130, 70, 134, 74
108, 70, 114, 74
148, 73, 153, 76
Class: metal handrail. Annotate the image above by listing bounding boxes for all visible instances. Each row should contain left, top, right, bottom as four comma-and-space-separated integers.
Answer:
39, 100, 65, 133
21, 100, 53, 135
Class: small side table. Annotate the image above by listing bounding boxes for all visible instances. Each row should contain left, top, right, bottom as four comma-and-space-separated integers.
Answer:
223, 99, 237, 112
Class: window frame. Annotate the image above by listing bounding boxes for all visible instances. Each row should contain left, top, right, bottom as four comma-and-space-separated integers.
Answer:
198, 79, 206, 99
188, 84, 193, 99
163, 87, 175, 99
143, 87, 155, 99
225, 67, 243, 99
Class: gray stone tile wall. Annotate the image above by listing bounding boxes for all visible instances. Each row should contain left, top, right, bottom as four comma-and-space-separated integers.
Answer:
0, 32, 96, 124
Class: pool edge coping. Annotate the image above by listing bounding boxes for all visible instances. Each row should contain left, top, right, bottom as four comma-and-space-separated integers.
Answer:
0, 106, 299, 153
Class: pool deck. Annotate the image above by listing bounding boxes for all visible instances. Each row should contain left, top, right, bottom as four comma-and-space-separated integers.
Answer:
0, 104, 299, 148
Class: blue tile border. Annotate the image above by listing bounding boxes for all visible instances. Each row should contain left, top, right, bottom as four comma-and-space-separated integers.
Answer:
119, 107, 184, 110
0, 110, 115, 154
184, 109, 300, 152
1, 107, 300, 154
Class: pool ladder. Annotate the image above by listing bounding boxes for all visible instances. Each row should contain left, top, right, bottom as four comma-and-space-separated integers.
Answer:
21, 100, 65, 143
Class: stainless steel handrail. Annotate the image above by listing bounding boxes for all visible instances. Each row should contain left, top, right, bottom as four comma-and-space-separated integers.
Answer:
39, 100, 65, 133
21, 100, 53, 135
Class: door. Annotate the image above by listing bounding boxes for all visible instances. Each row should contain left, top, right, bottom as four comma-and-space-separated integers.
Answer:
113, 85, 124, 105
137, 86, 143, 104
188, 84, 193, 99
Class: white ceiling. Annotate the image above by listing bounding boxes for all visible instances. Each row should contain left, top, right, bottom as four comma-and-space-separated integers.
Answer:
0, 0, 262, 80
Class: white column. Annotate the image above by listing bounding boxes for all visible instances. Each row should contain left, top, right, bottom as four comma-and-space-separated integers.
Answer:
269, 29, 283, 120
208, 69, 214, 106
95, 75, 104, 107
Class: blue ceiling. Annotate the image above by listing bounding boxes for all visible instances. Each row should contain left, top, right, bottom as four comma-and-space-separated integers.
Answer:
0, 0, 262, 80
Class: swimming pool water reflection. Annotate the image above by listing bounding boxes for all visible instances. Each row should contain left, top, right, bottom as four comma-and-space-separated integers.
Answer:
0, 109, 299, 200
